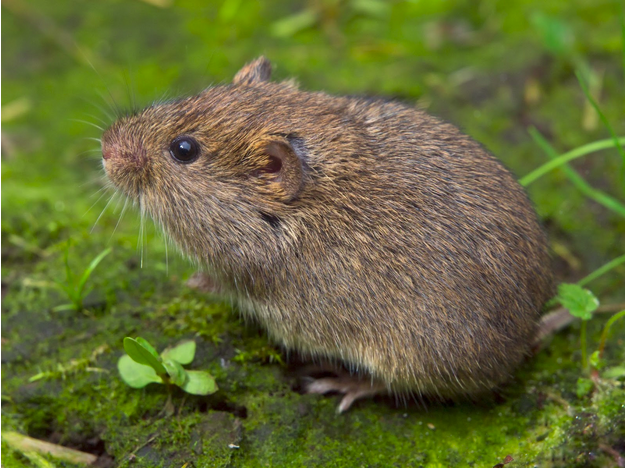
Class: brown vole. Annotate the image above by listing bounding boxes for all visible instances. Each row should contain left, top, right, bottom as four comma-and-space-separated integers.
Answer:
102, 57, 553, 412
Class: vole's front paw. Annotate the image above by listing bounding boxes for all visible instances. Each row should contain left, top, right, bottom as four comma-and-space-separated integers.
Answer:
304, 375, 386, 413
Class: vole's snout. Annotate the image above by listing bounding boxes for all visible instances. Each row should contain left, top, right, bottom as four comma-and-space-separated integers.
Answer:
101, 129, 151, 197
101, 135, 149, 172
101, 144, 114, 161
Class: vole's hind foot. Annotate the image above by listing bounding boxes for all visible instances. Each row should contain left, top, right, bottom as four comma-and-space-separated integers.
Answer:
304, 375, 386, 413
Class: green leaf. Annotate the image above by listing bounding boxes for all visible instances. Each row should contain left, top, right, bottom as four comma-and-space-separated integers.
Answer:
218, 0, 243, 22
351, 0, 390, 18
603, 366, 625, 380
52, 303, 78, 312
163, 359, 187, 387
576, 377, 594, 398
181, 370, 218, 396
123, 337, 167, 375
555, 283, 599, 320
135, 337, 160, 359
530, 12, 573, 57
589, 350, 604, 370
161, 340, 196, 365
28, 372, 47, 383
270, 9, 318, 38
118, 355, 164, 388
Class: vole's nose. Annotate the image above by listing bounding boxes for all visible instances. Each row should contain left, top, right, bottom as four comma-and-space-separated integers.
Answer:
101, 133, 117, 161
102, 144, 114, 161
101, 137, 147, 169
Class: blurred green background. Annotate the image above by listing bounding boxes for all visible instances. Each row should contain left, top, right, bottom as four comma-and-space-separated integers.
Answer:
2, 1, 624, 467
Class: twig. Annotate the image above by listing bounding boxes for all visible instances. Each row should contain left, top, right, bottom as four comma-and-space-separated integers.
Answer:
536, 303, 625, 345
598, 442, 625, 468
128, 434, 158, 460
2, 431, 97, 465
543, 391, 574, 417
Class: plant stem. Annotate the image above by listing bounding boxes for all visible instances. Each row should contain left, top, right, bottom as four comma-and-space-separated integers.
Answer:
578, 254, 625, 287
580, 320, 588, 372
520, 136, 625, 186
598, 310, 625, 358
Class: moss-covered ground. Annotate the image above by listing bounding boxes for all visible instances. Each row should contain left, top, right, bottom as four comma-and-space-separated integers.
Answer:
2, 0, 624, 466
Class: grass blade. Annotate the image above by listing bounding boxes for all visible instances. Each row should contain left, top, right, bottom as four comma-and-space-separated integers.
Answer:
63, 241, 74, 286
598, 310, 625, 358
622, 1, 625, 80
526, 128, 625, 217
52, 303, 78, 312
578, 254, 625, 287
576, 71, 625, 182
76, 247, 111, 300
520, 136, 625, 186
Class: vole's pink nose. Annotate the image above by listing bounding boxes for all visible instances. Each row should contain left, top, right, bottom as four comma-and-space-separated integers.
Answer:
101, 135, 118, 161
101, 137, 148, 173
102, 145, 114, 161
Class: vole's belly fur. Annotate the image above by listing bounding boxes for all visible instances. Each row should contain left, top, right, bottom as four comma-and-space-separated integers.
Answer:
104, 59, 553, 398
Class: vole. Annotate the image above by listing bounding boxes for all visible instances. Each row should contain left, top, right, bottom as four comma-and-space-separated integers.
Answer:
102, 57, 553, 412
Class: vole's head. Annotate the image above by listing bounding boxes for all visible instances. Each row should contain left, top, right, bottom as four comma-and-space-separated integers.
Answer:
101, 57, 312, 274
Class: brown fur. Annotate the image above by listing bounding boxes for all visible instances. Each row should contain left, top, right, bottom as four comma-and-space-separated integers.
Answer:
102, 57, 553, 398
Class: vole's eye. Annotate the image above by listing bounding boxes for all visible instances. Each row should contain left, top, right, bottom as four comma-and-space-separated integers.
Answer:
169, 136, 200, 163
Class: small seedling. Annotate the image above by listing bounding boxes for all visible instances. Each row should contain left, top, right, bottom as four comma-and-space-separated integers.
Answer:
553, 283, 599, 372
54, 243, 111, 312
553, 283, 625, 396
118, 337, 217, 396
589, 309, 625, 382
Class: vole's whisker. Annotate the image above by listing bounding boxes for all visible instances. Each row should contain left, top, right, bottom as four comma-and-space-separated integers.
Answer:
110, 196, 129, 241
80, 177, 107, 191
138, 197, 145, 268
154, 88, 173, 107
82, 98, 114, 122
84, 136, 102, 143
70, 119, 104, 131
122, 68, 139, 115
91, 192, 117, 232
83, 186, 111, 217
82, 55, 125, 119
76, 148, 103, 162
164, 230, 169, 276
96, 89, 122, 120
83, 112, 110, 128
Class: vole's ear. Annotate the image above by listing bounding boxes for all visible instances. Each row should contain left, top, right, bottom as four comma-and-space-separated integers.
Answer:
254, 139, 304, 202
233, 56, 272, 86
